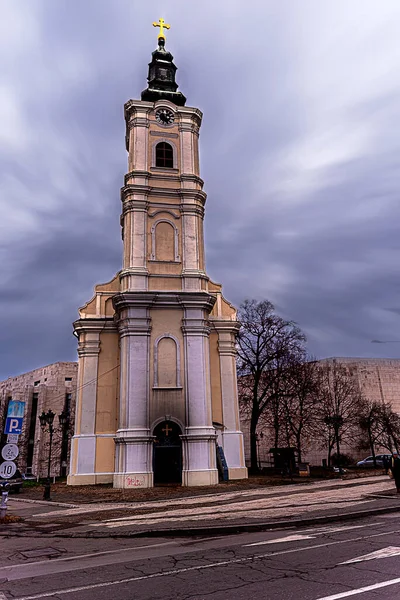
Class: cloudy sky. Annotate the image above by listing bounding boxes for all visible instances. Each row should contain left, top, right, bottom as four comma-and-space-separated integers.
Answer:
2, 0, 400, 379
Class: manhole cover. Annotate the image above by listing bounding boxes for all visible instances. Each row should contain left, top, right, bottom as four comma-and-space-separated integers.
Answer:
21, 547, 63, 559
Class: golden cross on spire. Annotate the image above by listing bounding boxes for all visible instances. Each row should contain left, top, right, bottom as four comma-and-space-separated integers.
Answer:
153, 18, 170, 41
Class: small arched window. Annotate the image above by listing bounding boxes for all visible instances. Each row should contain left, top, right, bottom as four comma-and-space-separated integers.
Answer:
155, 142, 173, 168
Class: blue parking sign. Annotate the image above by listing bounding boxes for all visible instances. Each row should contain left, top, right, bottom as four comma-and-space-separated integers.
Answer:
4, 417, 23, 434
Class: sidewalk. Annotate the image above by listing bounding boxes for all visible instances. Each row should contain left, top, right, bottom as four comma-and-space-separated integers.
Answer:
2, 475, 399, 538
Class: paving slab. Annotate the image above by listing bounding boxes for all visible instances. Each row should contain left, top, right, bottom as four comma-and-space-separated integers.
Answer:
1, 474, 398, 539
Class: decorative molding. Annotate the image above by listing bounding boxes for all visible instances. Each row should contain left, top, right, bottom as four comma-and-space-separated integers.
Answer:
153, 333, 182, 388
153, 99, 179, 111
150, 131, 179, 139
77, 339, 101, 357
116, 316, 152, 337
179, 122, 199, 134
150, 219, 180, 262
151, 138, 178, 169
151, 415, 185, 435
149, 168, 179, 176
113, 291, 216, 311
149, 209, 180, 220
127, 117, 150, 130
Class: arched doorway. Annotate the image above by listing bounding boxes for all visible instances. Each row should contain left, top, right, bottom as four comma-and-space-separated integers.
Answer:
153, 421, 182, 485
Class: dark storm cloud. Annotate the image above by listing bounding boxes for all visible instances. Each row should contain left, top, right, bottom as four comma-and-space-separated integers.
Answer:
2, 0, 400, 378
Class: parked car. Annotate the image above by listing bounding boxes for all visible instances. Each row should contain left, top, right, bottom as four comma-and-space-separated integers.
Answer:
0, 469, 24, 493
356, 454, 392, 468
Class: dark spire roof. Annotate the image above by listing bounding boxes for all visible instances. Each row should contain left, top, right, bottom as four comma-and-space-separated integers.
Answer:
141, 37, 186, 106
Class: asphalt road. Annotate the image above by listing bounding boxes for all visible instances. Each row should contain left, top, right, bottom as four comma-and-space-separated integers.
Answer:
2, 514, 400, 600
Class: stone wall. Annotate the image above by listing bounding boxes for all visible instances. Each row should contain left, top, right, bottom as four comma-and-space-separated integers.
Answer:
0, 362, 77, 477
241, 357, 400, 468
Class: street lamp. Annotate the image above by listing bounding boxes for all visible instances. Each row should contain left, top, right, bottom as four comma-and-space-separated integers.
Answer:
39, 409, 67, 501
255, 432, 264, 471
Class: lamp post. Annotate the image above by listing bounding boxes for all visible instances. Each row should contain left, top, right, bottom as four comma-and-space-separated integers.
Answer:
255, 432, 264, 471
39, 409, 68, 501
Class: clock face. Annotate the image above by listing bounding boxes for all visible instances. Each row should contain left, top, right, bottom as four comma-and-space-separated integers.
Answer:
155, 108, 175, 125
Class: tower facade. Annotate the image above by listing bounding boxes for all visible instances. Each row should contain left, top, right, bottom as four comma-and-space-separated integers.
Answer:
68, 29, 247, 488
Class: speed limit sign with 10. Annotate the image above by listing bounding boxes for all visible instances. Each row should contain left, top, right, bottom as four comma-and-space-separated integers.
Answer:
0, 461, 17, 479
1, 444, 19, 461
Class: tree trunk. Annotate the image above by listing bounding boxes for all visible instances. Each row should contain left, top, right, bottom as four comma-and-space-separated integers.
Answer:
250, 411, 259, 473
274, 413, 280, 449
327, 433, 334, 467
335, 427, 341, 471
367, 421, 376, 467
296, 434, 302, 464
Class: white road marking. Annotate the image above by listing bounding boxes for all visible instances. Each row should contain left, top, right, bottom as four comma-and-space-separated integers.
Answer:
316, 576, 400, 599
245, 534, 316, 546
311, 524, 380, 535
11, 528, 400, 599
243, 523, 381, 547
340, 546, 400, 565
0, 594, 8, 600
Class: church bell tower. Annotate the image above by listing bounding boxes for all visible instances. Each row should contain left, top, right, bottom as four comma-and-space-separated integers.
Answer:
68, 21, 247, 488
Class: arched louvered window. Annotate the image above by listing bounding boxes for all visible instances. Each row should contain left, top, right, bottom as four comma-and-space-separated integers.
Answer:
155, 142, 173, 168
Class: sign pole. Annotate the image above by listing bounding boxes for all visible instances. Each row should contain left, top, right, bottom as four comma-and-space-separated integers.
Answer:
1, 400, 25, 519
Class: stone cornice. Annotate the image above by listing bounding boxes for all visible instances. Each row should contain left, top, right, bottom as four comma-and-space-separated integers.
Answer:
181, 319, 210, 337
177, 106, 203, 126
117, 316, 152, 337
124, 170, 204, 186
73, 318, 116, 335
179, 189, 207, 205
113, 291, 216, 313
179, 122, 200, 135
121, 200, 150, 215
210, 319, 241, 333
217, 339, 238, 356
124, 100, 152, 120
180, 173, 205, 187
124, 170, 150, 185
121, 186, 206, 208
113, 292, 159, 311
121, 185, 150, 204
126, 117, 149, 129
178, 291, 216, 312
77, 341, 101, 357
179, 204, 205, 217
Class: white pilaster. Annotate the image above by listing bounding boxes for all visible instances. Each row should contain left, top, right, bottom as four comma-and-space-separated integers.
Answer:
113, 295, 154, 488
181, 296, 218, 486
68, 327, 100, 485
214, 321, 248, 480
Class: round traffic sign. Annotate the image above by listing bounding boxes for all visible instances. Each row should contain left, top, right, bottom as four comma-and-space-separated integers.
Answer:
1, 444, 19, 461
0, 461, 17, 479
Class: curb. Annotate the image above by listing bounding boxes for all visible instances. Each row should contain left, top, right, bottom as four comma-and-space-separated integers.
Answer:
2, 503, 400, 539
7, 475, 388, 512
9, 498, 78, 508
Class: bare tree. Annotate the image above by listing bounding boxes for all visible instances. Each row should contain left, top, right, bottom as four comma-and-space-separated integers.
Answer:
358, 399, 386, 466
282, 358, 321, 463
237, 299, 306, 472
375, 403, 400, 454
317, 360, 363, 468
